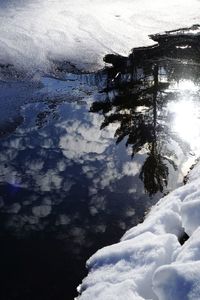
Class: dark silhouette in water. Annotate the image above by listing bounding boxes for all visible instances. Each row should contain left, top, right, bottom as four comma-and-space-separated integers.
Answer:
91, 24, 200, 195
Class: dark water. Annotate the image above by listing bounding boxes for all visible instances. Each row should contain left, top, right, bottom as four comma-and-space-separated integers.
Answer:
1, 25, 200, 299
0, 80, 158, 300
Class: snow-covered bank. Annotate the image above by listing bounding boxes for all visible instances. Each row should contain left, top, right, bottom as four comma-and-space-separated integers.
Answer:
77, 161, 200, 300
1, 0, 200, 76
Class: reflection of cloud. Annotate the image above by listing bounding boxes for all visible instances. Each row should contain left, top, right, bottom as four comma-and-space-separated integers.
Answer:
89, 206, 98, 216
32, 205, 52, 218
27, 160, 44, 172
23, 195, 38, 206
89, 196, 106, 212
125, 207, 136, 217
63, 178, 75, 192
59, 118, 110, 160
57, 111, 117, 162
60, 133, 107, 159
98, 161, 120, 190
8, 137, 24, 150
118, 221, 126, 230
0, 147, 18, 162
4, 203, 21, 214
128, 188, 137, 194
57, 160, 66, 172
35, 170, 62, 192
70, 227, 86, 245
85, 157, 123, 198
56, 214, 71, 226
42, 197, 52, 205
5, 215, 44, 232
0, 196, 4, 208
0, 89, 149, 250
82, 165, 97, 179
95, 224, 106, 233
122, 161, 141, 177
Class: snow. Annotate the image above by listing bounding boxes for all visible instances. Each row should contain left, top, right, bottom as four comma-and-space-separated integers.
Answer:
175, 227, 200, 263
1, 0, 200, 76
153, 228, 200, 299
121, 194, 183, 241
153, 262, 200, 300
79, 232, 180, 300
181, 199, 200, 236
78, 160, 200, 299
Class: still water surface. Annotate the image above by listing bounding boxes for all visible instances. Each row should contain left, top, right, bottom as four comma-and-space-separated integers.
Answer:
1, 26, 200, 299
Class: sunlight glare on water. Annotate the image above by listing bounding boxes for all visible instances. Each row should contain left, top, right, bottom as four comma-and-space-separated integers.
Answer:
168, 80, 200, 153
176, 79, 199, 92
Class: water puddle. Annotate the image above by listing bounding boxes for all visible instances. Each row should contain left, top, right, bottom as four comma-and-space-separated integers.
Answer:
1, 25, 200, 299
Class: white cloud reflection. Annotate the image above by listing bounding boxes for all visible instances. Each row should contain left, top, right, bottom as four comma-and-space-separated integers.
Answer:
122, 161, 141, 177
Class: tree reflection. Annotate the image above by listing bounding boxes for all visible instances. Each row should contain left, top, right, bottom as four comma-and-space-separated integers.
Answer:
91, 25, 200, 195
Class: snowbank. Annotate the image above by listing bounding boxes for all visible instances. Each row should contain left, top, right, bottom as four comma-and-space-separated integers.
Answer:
1, 0, 200, 75
78, 161, 200, 299
153, 228, 200, 300
79, 233, 180, 300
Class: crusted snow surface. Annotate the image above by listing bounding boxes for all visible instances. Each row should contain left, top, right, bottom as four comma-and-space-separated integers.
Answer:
1, 0, 200, 75
78, 161, 200, 299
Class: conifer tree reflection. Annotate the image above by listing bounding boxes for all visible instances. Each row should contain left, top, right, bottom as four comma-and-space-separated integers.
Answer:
91, 25, 200, 195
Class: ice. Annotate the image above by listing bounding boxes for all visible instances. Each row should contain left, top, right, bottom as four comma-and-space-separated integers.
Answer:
1, 0, 200, 76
